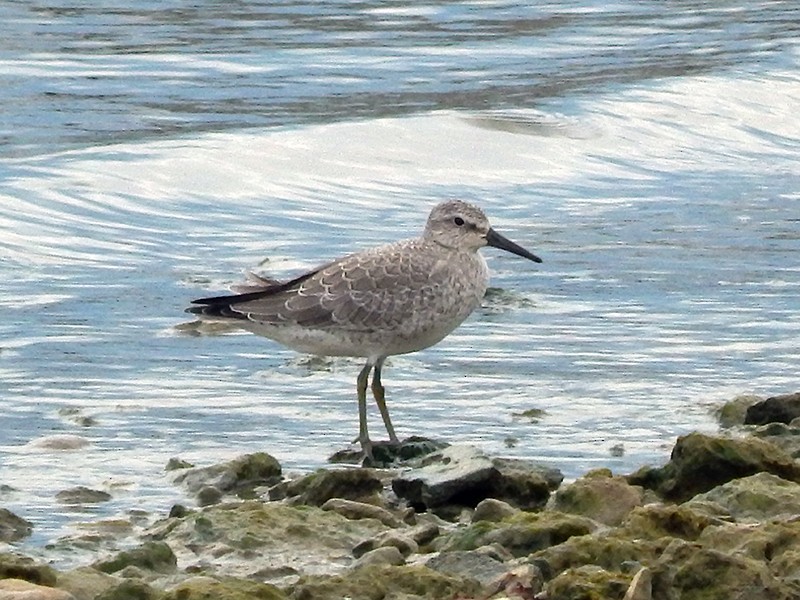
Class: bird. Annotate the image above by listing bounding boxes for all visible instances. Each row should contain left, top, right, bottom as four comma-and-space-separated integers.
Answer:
187, 200, 542, 460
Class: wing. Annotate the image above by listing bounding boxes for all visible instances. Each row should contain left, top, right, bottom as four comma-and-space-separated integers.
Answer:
190, 240, 447, 331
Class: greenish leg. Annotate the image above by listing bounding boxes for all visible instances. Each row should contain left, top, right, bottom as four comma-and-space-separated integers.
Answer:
357, 361, 373, 459
372, 357, 399, 444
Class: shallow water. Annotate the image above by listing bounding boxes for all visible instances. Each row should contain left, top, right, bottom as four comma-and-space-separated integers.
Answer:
1, 0, 799, 562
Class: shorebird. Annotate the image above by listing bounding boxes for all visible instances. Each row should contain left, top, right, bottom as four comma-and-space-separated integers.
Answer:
187, 200, 541, 459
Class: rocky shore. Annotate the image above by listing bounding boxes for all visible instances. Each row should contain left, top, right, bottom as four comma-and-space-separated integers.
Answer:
3, 392, 800, 600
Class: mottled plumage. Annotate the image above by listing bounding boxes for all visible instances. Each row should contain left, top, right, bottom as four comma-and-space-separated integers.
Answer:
187, 200, 541, 460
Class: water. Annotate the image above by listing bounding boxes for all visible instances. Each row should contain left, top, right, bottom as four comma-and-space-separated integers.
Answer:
1, 0, 799, 561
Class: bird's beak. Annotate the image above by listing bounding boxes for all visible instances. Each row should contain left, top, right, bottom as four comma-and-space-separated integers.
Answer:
486, 228, 542, 263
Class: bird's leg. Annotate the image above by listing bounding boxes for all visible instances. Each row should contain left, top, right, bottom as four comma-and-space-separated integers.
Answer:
356, 361, 374, 460
371, 357, 399, 445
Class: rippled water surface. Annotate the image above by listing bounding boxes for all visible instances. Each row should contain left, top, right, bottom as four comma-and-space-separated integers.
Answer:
1, 0, 799, 560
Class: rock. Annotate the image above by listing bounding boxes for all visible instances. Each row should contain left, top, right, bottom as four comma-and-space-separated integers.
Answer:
531, 533, 662, 582
195, 485, 224, 507
391, 445, 562, 511
0, 579, 75, 600
147, 501, 387, 582
752, 421, 800, 459
165, 457, 194, 471
472, 498, 519, 523
0, 553, 58, 586
425, 550, 508, 587
623, 566, 652, 600
687, 472, 800, 522
550, 469, 646, 526
716, 395, 762, 428
745, 392, 800, 425
93, 579, 159, 600
621, 503, 713, 541
543, 564, 631, 600
25, 435, 90, 451
328, 436, 448, 466
320, 498, 402, 527
652, 540, 796, 599
352, 546, 405, 569
627, 432, 800, 502
407, 521, 441, 547
436, 510, 596, 558
287, 564, 480, 600
271, 468, 383, 506
172, 452, 282, 499
352, 531, 418, 559
56, 567, 119, 600
93, 542, 177, 575
55, 487, 112, 505
161, 576, 286, 600
0, 509, 32, 542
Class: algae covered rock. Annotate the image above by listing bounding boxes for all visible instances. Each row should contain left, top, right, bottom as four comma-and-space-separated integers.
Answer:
94, 579, 160, 600
148, 500, 388, 582
621, 503, 713, 542
162, 575, 286, 600
437, 510, 596, 557
543, 564, 631, 600
172, 452, 282, 501
0, 552, 58, 585
272, 468, 383, 506
627, 432, 800, 502
550, 469, 646, 526
652, 541, 797, 600
687, 472, 800, 522
286, 564, 480, 600
0, 508, 33, 542
93, 541, 177, 575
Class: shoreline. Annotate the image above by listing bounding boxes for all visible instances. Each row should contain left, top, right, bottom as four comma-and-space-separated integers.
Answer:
2, 392, 800, 599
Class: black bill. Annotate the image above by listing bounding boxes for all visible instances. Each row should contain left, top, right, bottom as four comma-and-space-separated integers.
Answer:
486, 228, 542, 263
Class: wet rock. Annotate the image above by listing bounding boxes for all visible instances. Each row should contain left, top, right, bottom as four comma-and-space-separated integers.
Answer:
391, 445, 562, 511
161, 575, 286, 600
55, 487, 112, 505
626, 432, 800, 502
25, 435, 90, 451
0, 508, 32, 542
687, 472, 800, 522
651, 540, 796, 599
436, 510, 596, 558
550, 469, 646, 526
172, 452, 282, 500
0, 553, 58, 586
321, 498, 402, 527
425, 550, 508, 587
164, 458, 194, 471
352, 546, 405, 569
271, 468, 383, 506
93, 541, 177, 575
407, 521, 441, 547
286, 564, 480, 600
745, 391, 800, 425
472, 498, 519, 523
0, 579, 75, 600
544, 564, 631, 600
329, 436, 448, 466
716, 394, 762, 428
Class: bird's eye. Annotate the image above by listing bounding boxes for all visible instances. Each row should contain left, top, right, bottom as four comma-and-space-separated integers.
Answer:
454, 217, 465, 226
